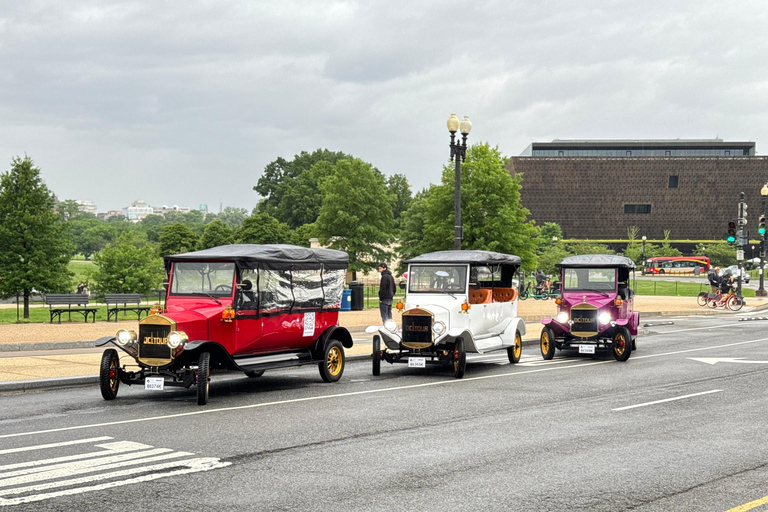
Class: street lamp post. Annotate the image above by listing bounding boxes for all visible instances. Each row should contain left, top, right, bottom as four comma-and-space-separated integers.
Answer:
447, 113, 472, 250
758, 184, 768, 297
641, 236, 647, 274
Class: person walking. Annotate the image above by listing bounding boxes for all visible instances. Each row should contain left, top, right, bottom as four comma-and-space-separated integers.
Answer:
378, 262, 396, 323
707, 266, 721, 295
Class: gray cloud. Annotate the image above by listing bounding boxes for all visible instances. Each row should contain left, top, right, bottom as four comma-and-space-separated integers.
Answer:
1, 0, 767, 213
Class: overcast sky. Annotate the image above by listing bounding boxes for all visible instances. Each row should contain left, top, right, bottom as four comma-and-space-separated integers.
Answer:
2, 1, 767, 214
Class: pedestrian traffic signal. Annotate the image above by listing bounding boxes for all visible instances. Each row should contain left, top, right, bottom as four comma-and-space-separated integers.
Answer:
760, 216, 766, 235
727, 221, 737, 244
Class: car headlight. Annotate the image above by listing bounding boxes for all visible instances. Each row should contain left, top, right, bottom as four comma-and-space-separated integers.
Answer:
432, 321, 446, 335
167, 331, 189, 349
115, 329, 137, 346
384, 320, 398, 333
556, 312, 569, 323
598, 312, 612, 325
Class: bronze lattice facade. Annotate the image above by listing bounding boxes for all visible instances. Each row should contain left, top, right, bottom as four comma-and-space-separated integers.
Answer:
508, 154, 768, 240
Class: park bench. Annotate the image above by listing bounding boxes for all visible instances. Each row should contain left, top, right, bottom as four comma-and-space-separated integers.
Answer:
105, 293, 151, 322
46, 294, 98, 323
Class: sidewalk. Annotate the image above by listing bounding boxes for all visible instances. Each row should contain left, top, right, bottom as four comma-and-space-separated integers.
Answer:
1, 296, 764, 391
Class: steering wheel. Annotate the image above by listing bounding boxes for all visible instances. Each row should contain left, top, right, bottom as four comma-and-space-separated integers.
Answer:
214, 284, 232, 293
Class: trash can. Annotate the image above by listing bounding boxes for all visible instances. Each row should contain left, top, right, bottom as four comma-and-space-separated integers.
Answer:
694, 267, 701, 276
349, 281, 364, 311
341, 289, 352, 311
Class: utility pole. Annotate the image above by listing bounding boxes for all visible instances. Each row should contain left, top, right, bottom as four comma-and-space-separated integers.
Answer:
737, 192, 748, 297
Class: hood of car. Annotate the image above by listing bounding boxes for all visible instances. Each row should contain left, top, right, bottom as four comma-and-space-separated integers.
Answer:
563, 293, 616, 310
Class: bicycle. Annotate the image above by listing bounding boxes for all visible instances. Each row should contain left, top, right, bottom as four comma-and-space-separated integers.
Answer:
707, 291, 744, 311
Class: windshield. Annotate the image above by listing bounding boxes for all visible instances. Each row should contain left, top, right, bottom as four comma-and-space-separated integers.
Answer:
562, 267, 616, 292
171, 262, 235, 296
408, 265, 468, 293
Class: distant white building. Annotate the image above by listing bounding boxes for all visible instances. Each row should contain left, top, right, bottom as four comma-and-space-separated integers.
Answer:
123, 200, 154, 222
153, 205, 192, 216
75, 200, 98, 216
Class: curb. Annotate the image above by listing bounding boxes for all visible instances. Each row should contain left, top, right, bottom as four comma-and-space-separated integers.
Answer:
0, 375, 99, 393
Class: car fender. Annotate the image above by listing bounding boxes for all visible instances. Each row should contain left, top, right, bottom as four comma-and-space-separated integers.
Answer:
446, 328, 477, 351
177, 341, 238, 370
94, 336, 138, 359
505, 317, 527, 337
317, 325, 353, 351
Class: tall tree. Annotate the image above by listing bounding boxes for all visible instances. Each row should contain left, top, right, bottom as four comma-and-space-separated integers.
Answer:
316, 158, 394, 274
65, 218, 119, 260
0, 156, 74, 317
215, 207, 249, 230
89, 231, 165, 296
159, 223, 200, 256
398, 143, 538, 268
254, 149, 352, 228
387, 173, 412, 230
57, 199, 86, 221
234, 213, 298, 245
199, 219, 234, 249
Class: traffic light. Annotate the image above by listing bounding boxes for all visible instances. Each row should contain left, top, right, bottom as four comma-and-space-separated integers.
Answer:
727, 221, 737, 244
760, 215, 766, 236
740, 202, 749, 225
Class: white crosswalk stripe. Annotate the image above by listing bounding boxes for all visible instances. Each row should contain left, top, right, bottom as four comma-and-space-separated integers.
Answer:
0, 437, 230, 506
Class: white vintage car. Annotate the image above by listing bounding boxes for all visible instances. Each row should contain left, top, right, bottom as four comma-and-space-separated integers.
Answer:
369, 250, 526, 378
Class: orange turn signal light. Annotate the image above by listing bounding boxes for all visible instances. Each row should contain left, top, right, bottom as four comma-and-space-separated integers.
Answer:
221, 304, 235, 321
614, 298, 623, 307
461, 301, 471, 312
395, 300, 404, 310
555, 298, 562, 305
150, 303, 163, 315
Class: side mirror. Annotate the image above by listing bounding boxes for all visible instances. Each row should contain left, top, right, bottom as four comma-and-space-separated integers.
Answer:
398, 281, 406, 290
239, 279, 253, 291
162, 279, 169, 291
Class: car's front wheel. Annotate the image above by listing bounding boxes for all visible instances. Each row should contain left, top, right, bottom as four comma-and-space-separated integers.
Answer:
540, 327, 555, 360
319, 339, 345, 382
507, 331, 522, 364
453, 338, 467, 378
612, 327, 631, 362
99, 349, 120, 400
197, 352, 211, 405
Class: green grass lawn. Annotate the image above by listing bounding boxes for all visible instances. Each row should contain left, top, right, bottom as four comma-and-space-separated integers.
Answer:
0, 305, 150, 324
68, 259, 94, 291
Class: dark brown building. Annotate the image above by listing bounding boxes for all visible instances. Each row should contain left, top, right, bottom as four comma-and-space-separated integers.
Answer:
508, 140, 768, 240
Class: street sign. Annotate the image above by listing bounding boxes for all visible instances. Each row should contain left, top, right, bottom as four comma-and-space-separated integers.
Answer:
737, 249, 744, 260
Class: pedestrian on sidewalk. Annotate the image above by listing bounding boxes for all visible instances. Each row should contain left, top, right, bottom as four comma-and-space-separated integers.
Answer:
378, 262, 396, 324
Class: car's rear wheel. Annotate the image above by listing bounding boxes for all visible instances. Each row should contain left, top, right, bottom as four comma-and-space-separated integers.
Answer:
540, 327, 555, 360
453, 338, 467, 378
612, 327, 631, 362
197, 352, 210, 405
372, 335, 381, 376
507, 331, 522, 364
99, 349, 120, 400
319, 339, 345, 382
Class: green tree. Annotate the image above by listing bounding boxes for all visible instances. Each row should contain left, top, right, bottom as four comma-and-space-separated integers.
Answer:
216, 207, 248, 230
254, 149, 353, 228
316, 158, 394, 274
387, 173, 412, 230
534, 223, 567, 275
89, 231, 165, 296
199, 219, 234, 249
396, 187, 438, 268
57, 199, 93, 221
66, 218, 119, 259
159, 223, 200, 256
235, 213, 298, 245
694, 243, 737, 268
398, 143, 538, 268
0, 156, 74, 317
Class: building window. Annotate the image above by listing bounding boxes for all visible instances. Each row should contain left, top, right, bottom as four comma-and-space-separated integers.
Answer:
669, 175, 679, 188
725, 150, 731, 156
558, 150, 564, 156
665, 150, 671, 156
624, 204, 652, 214
626, 151, 632, 156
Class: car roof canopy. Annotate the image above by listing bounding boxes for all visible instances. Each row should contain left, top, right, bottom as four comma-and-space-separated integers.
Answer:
557, 254, 636, 269
165, 244, 349, 270
404, 250, 522, 266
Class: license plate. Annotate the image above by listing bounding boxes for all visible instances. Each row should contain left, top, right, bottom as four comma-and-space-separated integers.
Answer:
408, 357, 426, 368
145, 377, 164, 390
578, 345, 596, 354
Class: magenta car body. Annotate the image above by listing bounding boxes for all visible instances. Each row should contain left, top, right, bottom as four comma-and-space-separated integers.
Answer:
539, 255, 639, 362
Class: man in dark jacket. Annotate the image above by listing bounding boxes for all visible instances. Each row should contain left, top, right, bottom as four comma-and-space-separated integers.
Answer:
707, 267, 721, 294
378, 262, 396, 323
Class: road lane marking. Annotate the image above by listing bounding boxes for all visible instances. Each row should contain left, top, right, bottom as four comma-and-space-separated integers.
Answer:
612, 389, 722, 411
0, 438, 230, 506
0, 437, 113, 455
652, 323, 743, 335
2, 336, 767, 441
0, 442, 151, 472
724, 494, 768, 512
688, 357, 768, 365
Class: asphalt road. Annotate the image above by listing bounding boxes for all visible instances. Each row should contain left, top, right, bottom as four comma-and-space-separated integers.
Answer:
2, 315, 768, 511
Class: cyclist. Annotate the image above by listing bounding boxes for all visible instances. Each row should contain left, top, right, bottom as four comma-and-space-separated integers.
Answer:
535, 270, 548, 293
707, 266, 722, 295
718, 270, 736, 305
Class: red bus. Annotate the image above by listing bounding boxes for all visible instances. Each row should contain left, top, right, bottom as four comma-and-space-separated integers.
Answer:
642, 256, 711, 275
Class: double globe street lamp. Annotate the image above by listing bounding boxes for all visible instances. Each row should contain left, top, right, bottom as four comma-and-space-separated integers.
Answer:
447, 113, 472, 250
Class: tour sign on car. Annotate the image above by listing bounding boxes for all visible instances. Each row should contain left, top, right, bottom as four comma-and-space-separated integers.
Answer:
367, 250, 526, 378
95, 244, 352, 405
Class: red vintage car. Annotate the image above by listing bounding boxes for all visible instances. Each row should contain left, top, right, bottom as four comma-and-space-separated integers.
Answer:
95, 244, 352, 405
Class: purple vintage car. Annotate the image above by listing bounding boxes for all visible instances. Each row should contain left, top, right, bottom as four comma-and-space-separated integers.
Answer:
540, 255, 639, 362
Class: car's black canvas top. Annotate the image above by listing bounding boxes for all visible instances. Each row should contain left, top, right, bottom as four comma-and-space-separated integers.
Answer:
557, 254, 636, 269
404, 250, 521, 266
165, 244, 349, 270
